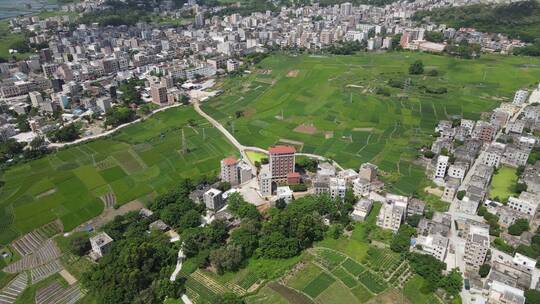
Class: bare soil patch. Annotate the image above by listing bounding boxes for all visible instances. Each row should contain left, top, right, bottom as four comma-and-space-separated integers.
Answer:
59, 269, 77, 285
353, 127, 374, 132
294, 124, 318, 135
256, 69, 272, 75
424, 186, 443, 197
35, 188, 57, 199
367, 289, 410, 304
286, 70, 299, 77
267, 282, 314, 304
325, 131, 334, 139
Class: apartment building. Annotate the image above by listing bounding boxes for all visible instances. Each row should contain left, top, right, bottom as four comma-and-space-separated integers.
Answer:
433, 155, 449, 179
268, 145, 295, 183
415, 234, 449, 261
220, 157, 240, 186
329, 177, 346, 201
464, 224, 490, 268
203, 188, 223, 210
376, 195, 408, 232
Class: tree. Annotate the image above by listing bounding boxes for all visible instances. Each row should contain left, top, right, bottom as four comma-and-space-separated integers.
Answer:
425, 31, 444, 42
210, 244, 244, 274
275, 198, 287, 210
328, 224, 343, 239
408, 253, 446, 292
390, 224, 415, 253
406, 214, 422, 227
440, 268, 463, 296
479, 264, 491, 278
296, 158, 318, 172
217, 181, 231, 192
227, 193, 261, 221
230, 220, 260, 257
408, 60, 424, 75
82, 217, 178, 304
105, 106, 136, 127
525, 289, 540, 304
16, 115, 30, 132
47, 124, 81, 142
515, 182, 528, 193
258, 231, 299, 259
177, 209, 202, 231
457, 190, 466, 200
70, 236, 91, 256
508, 218, 529, 236
423, 150, 435, 158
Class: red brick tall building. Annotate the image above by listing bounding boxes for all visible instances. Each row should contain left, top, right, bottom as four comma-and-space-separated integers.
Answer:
268, 145, 296, 183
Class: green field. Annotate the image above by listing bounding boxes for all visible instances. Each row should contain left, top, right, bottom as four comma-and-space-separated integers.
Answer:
0, 106, 236, 245
203, 52, 540, 194
489, 166, 518, 201
246, 150, 267, 164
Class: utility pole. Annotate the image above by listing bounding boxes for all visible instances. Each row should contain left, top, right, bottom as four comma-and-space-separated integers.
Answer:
202, 128, 206, 140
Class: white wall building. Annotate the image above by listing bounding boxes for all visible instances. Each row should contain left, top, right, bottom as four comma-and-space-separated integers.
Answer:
433, 155, 449, 179
276, 186, 293, 203
513, 89, 529, 105
329, 177, 346, 201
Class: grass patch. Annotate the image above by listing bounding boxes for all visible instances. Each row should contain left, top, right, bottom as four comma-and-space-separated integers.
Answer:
0, 106, 236, 246
490, 166, 518, 201
246, 150, 267, 164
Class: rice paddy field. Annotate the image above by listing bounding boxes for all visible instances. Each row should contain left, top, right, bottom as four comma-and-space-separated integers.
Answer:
202, 52, 540, 194
0, 106, 237, 246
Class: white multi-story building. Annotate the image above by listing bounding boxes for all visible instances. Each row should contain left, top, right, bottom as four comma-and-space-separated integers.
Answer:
351, 198, 372, 221
488, 281, 525, 304
481, 142, 506, 168
329, 177, 346, 201
464, 224, 490, 269
507, 192, 539, 216
513, 89, 529, 105
259, 165, 272, 197
433, 155, 449, 179
502, 147, 530, 168
415, 234, 449, 261
448, 162, 468, 181
204, 188, 223, 210
90, 232, 113, 260
352, 178, 370, 197
376, 195, 408, 232
29, 91, 43, 107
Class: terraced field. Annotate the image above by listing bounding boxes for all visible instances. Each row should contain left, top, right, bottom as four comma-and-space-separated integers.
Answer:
0, 107, 237, 246
203, 52, 540, 194
263, 247, 413, 304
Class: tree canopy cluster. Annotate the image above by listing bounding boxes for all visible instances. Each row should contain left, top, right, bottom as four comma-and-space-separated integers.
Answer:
180, 191, 354, 276
413, 0, 540, 43
148, 179, 206, 232
47, 124, 81, 143
105, 106, 137, 127
83, 212, 182, 303
407, 252, 463, 296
